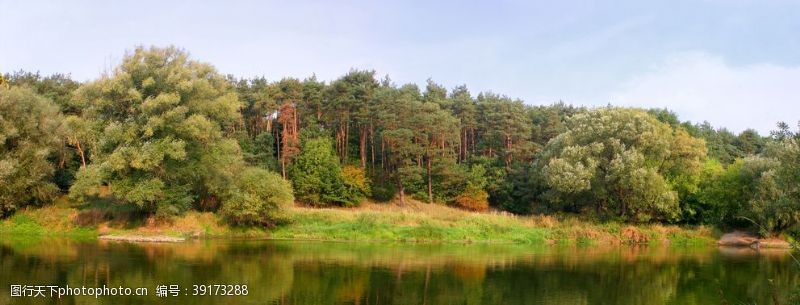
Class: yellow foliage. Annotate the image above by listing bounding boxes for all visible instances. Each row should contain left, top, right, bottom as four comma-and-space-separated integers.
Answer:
341, 165, 371, 195
454, 190, 489, 212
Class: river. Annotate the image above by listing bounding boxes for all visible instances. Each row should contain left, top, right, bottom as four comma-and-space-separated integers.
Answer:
0, 238, 797, 304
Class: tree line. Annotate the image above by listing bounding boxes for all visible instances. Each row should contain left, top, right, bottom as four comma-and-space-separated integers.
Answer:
1, 46, 798, 235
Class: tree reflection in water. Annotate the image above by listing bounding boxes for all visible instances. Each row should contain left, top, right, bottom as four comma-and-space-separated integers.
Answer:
0, 239, 797, 305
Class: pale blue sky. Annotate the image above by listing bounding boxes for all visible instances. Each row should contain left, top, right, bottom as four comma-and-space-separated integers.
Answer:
2, 0, 799, 133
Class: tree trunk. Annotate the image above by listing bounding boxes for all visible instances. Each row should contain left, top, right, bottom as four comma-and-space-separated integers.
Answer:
505, 134, 513, 166
398, 180, 406, 205
293, 104, 298, 135
76, 140, 86, 169
58, 145, 66, 169
620, 201, 627, 218
458, 129, 464, 163
427, 148, 433, 204
359, 126, 367, 168
336, 127, 342, 159
276, 128, 281, 170
337, 122, 348, 161
471, 128, 475, 155
344, 122, 350, 161
280, 149, 286, 178
463, 128, 469, 162
370, 126, 375, 169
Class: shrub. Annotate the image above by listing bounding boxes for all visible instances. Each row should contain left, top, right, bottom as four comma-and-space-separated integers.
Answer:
221, 168, 294, 226
620, 226, 649, 244
370, 183, 397, 202
454, 189, 490, 211
341, 165, 371, 205
290, 137, 366, 206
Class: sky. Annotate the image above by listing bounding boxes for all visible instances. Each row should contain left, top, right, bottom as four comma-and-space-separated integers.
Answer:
2, 0, 799, 134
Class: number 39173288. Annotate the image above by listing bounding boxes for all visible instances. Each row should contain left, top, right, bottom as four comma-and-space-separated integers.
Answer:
192, 285, 248, 296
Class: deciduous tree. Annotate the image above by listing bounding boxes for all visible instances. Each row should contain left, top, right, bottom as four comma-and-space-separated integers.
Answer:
535, 108, 706, 222
69, 46, 246, 216
0, 86, 65, 217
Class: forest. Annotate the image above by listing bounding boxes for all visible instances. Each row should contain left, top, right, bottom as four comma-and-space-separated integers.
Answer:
1, 46, 799, 237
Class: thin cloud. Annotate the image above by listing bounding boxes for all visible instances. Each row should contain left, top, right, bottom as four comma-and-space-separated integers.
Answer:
610, 52, 800, 134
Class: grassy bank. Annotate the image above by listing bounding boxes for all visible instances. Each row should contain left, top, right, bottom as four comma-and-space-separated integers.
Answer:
0, 197, 717, 246
274, 202, 716, 246
0, 198, 97, 239
0, 197, 270, 240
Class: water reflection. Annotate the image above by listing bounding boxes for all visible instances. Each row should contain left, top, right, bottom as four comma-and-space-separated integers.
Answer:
0, 238, 796, 305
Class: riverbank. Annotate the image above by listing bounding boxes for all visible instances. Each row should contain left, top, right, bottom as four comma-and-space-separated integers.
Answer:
0, 197, 718, 246
272, 202, 717, 246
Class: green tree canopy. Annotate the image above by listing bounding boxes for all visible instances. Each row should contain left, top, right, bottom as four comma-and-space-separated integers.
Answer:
535, 108, 706, 222
290, 136, 366, 206
0, 86, 65, 217
69, 46, 245, 216
221, 167, 294, 226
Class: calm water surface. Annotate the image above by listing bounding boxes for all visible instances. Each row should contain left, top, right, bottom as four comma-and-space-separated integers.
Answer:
0, 238, 797, 305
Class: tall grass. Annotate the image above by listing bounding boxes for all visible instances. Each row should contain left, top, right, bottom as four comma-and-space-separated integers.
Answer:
270, 200, 715, 245
1, 196, 716, 245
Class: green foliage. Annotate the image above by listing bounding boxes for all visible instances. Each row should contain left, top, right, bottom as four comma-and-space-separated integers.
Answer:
238, 131, 277, 170
647, 108, 681, 127
736, 128, 765, 155
375, 84, 425, 202
697, 158, 752, 227
429, 160, 469, 202
290, 137, 364, 206
0, 86, 64, 217
535, 108, 706, 222
476, 93, 534, 164
448, 164, 490, 211
3, 71, 80, 112
370, 183, 397, 202
340, 165, 371, 204
691, 122, 766, 165
68, 46, 244, 217
3, 72, 84, 190
530, 102, 581, 146
221, 167, 294, 226
699, 149, 800, 235
745, 126, 800, 234
5, 46, 799, 236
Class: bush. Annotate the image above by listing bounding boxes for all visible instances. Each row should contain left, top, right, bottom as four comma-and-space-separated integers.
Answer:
454, 189, 490, 211
341, 165, 371, 205
290, 137, 365, 206
370, 183, 397, 202
451, 164, 491, 212
221, 168, 294, 226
